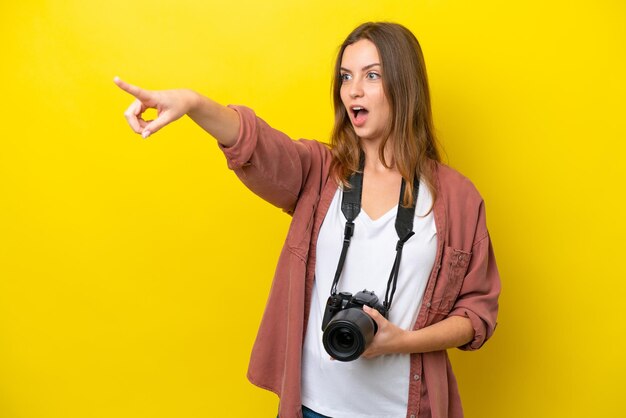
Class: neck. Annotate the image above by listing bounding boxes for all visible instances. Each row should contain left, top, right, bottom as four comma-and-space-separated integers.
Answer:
361, 139, 397, 174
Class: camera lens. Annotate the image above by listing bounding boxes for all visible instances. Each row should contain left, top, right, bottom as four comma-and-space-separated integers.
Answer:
322, 308, 377, 362
333, 328, 355, 349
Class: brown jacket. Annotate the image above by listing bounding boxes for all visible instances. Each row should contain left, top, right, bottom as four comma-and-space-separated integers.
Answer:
220, 106, 501, 418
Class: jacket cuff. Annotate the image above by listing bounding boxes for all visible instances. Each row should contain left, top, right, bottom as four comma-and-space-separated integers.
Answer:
218, 105, 258, 170
449, 307, 488, 351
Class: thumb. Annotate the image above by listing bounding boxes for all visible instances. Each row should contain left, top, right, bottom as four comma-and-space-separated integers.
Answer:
363, 305, 388, 331
141, 110, 176, 138
363, 305, 381, 321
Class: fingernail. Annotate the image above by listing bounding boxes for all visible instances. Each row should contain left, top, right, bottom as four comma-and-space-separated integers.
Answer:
142, 130, 151, 139
113, 76, 119, 82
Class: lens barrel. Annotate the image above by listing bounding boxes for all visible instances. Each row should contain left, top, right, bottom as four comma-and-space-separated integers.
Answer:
322, 308, 377, 361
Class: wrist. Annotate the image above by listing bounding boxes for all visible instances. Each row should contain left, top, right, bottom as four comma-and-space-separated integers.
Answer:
397, 329, 423, 354
391, 328, 413, 354
184, 89, 203, 115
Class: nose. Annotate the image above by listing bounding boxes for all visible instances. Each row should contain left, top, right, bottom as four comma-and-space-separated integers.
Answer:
349, 77, 364, 99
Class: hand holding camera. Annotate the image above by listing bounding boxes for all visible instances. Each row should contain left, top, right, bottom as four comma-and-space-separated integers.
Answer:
321, 290, 388, 362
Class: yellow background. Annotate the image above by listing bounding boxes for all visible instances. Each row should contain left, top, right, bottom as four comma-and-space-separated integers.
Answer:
1, 0, 625, 417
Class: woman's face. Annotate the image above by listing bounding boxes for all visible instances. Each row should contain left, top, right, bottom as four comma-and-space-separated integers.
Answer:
339, 39, 391, 145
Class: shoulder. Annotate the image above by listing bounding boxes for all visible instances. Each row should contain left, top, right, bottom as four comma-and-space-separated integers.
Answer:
433, 162, 490, 247
434, 162, 484, 206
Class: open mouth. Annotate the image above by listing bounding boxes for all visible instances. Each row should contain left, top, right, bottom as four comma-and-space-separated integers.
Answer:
351, 106, 369, 125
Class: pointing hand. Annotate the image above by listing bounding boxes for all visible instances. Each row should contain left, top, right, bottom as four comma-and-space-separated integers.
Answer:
113, 76, 196, 138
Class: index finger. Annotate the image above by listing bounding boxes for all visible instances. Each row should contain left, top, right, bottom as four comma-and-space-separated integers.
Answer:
113, 76, 152, 102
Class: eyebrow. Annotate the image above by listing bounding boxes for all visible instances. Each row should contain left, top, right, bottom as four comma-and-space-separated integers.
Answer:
340, 63, 381, 73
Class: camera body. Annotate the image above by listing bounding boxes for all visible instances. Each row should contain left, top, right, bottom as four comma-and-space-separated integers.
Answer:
321, 290, 388, 362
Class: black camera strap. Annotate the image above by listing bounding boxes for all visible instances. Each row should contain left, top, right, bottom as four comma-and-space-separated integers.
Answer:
329, 152, 420, 313
384, 178, 418, 310
329, 152, 364, 296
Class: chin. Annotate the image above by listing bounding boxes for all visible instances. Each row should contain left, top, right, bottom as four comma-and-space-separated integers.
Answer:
354, 129, 378, 142
352, 125, 369, 136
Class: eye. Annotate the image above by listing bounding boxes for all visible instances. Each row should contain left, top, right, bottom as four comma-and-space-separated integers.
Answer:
366, 71, 381, 80
340, 73, 352, 82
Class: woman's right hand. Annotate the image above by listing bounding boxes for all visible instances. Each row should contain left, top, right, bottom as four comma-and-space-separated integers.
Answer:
113, 76, 240, 146
113, 76, 197, 139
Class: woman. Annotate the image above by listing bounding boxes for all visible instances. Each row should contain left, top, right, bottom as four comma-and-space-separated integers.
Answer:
115, 22, 500, 418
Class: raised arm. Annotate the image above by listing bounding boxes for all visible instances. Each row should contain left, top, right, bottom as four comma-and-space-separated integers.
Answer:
113, 76, 240, 146
114, 77, 332, 213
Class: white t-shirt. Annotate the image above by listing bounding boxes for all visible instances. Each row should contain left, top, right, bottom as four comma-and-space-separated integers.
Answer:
301, 179, 437, 418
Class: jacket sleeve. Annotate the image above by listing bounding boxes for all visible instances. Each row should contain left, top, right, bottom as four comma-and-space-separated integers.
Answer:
448, 201, 501, 351
219, 105, 328, 214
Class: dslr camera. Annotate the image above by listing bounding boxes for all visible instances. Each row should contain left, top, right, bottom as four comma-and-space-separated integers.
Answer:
321, 290, 388, 362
